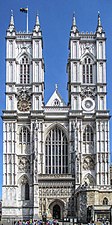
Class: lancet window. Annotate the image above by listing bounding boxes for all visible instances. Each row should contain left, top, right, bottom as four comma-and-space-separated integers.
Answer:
83, 125, 94, 153
19, 126, 30, 154
25, 182, 30, 200
45, 126, 68, 174
103, 197, 108, 205
21, 181, 30, 200
19, 126, 30, 144
20, 56, 30, 84
82, 57, 93, 84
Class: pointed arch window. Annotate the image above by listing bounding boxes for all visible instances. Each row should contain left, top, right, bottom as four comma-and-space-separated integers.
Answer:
20, 56, 30, 84
21, 181, 30, 200
103, 197, 108, 205
25, 182, 30, 200
19, 127, 30, 144
45, 126, 68, 174
82, 57, 93, 84
83, 125, 94, 154
83, 125, 93, 142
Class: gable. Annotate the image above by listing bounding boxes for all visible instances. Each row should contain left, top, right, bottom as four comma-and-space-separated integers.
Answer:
46, 89, 66, 107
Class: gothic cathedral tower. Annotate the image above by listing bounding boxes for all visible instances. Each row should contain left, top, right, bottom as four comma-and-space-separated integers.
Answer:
2, 11, 112, 224
2, 12, 45, 222
67, 13, 110, 221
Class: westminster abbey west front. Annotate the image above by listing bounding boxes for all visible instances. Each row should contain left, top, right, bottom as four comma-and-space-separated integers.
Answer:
2, 11, 112, 224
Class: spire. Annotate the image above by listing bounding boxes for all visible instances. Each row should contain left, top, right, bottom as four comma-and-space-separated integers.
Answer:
71, 13, 79, 34
33, 12, 40, 32
8, 10, 15, 32
96, 11, 103, 33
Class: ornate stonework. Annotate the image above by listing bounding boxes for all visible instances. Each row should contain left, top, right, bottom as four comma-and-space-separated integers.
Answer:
17, 87, 31, 111
81, 86, 96, 100
18, 157, 30, 173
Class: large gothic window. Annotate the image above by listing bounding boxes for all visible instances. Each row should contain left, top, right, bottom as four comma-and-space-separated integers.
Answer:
20, 56, 30, 84
45, 126, 68, 174
82, 57, 93, 84
83, 125, 94, 153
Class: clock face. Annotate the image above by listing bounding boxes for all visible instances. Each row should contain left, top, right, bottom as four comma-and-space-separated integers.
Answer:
82, 97, 95, 111
17, 99, 31, 111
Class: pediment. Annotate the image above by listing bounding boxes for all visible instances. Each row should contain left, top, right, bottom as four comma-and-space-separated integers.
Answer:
46, 89, 66, 107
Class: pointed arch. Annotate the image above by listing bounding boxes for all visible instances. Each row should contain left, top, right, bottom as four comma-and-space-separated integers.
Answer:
18, 175, 30, 201
83, 173, 95, 186
19, 126, 30, 144
45, 124, 68, 174
19, 126, 30, 154
20, 55, 30, 84
83, 125, 94, 154
16, 49, 32, 62
81, 51, 95, 84
83, 125, 94, 142
103, 197, 108, 205
45, 122, 68, 140
49, 199, 65, 220
80, 50, 96, 62
16, 50, 32, 84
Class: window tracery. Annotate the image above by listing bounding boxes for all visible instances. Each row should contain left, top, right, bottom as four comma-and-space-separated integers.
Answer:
20, 56, 30, 84
19, 126, 30, 144
45, 126, 68, 174
19, 126, 30, 154
83, 125, 94, 153
82, 57, 93, 84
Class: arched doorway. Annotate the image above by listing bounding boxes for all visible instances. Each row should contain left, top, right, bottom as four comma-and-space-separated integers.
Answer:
53, 204, 61, 219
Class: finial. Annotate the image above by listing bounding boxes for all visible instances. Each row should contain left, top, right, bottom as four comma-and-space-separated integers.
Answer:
55, 84, 58, 91
71, 12, 79, 34
36, 11, 40, 26
11, 10, 13, 16
72, 12, 76, 26
96, 11, 103, 33
10, 9, 14, 26
33, 12, 40, 32
7, 9, 15, 32
97, 11, 101, 26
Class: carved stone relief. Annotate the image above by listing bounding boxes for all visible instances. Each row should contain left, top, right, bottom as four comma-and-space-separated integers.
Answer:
83, 156, 95, 170
39, 186, 72, 197
83, 173, 95, 186
17, 87, 31, 111
18, 157, 30, 173
81, 86, 96, 100
80, 43, 95, 55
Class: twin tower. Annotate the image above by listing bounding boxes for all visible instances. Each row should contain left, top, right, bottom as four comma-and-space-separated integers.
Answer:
2, 11, 111, 224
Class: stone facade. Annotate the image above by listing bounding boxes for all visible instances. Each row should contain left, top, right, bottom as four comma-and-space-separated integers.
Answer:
2, 11, 112, 224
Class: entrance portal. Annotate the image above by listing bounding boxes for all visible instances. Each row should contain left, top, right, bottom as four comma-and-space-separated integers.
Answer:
53, 204, 61, 219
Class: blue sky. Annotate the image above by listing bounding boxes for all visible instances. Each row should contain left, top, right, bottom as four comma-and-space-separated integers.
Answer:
0, 0, 112, 198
